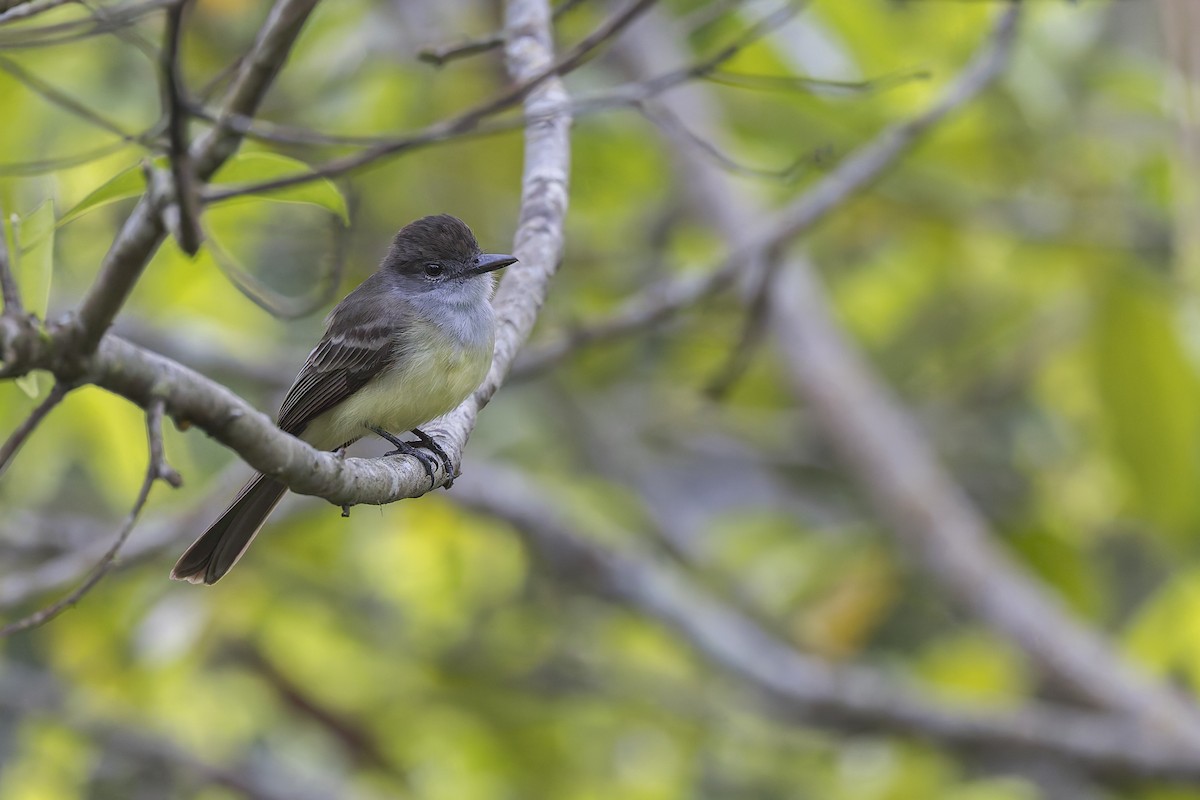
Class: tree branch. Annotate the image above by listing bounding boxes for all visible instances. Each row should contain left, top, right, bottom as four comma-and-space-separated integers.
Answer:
0, 662, 362, 800
620, 0, 1200, 748
412, 0, 575, 471
0, 399, 178, 637
0, 0, 74, 25
70, 0, 321, 355
201, 0, 655, 205
0, 0, 572, 508
452, 462, 1200, 785
515, 0, 1012, 377
417, 0, 588, 67
0, 381, 68, 479
159, 0, 202, 255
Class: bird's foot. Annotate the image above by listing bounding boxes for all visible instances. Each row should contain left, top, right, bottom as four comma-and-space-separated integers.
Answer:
411, 428, 455, 489
341, 504, 352, 518
370, 426, 453, 490
381, 437, 439, 491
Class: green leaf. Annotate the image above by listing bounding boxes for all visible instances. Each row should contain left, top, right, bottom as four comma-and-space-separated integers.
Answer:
210, 152, 349, 224
1126, 567, 1200, 689
15, 372, 38, 398
1090, 271, 1200, 536
58, 163, 146, 227
11, 200, 54, 319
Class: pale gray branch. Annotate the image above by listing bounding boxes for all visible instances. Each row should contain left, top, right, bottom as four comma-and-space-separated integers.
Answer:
0, 0, 573, 510
452, 462, 1200, 785
70, 0, 322, 355
624, 0, 1200, 748
0, 399, 178, 637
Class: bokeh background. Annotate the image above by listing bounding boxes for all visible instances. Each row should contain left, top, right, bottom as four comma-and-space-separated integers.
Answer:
3, 0, 1200, 797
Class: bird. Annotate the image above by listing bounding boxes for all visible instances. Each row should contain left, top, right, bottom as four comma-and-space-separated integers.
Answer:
171, 214, 516, 585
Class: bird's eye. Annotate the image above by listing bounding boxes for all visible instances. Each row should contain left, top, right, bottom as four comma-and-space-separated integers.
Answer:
423, 263, 445, 278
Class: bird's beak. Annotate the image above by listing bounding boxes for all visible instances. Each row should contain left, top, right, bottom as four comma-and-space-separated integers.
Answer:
469, 253, 518, 275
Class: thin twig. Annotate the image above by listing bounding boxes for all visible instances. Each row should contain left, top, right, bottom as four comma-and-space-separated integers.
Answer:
629, 0, 1200, 750
0, 661, 358, 800
159, 0, 201, 254
704, 67, 931, 95
639, 101, 802, 181
452, 462, 1200, 785
0, 54, 139, 141
0, 0, 75, 25
174, 3, 801, 164
702, 249, 778, 398
0, 139, 143, 177
0, 0, 573, 510
234, 644, 411, 780
0, 0, 177, 48
0, 381, 67, 478
417, 0, 589, 66
512, 0, 1002, 377
70, 0, 322, 356
202, 0, 663, 204
0, 399, 178, 637
418, 31, 505, 67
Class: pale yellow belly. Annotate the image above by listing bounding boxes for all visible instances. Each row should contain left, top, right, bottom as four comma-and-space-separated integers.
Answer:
299, 338, 491, 450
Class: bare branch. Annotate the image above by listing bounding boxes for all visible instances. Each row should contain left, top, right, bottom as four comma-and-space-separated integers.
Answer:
514, 0, 1011, 376
418, 31, 506, 67
0, 661, 364, 800
4, 331, 453, 504
0, 0, 176, 48
452, 462, 1200, 785
160, 0, 202, 255
0, 0, 75, 25
704, 66, 931, 95
0, 54, 139, 141
638, 101, 802, 181
202, 0, 659, 204
0, 381, 68, 478
618, 0, 1200, 749
70, 0, 322, 356
0, 399, 177, 637
0, 467, 306, 609
233, 644, 411, 780
417, 0, 589, 66
412, 0, 574, 472
0, 139, 141, 177
702, 274, 772, 398
188, 1, 797, 159
769, 256, 1200, 746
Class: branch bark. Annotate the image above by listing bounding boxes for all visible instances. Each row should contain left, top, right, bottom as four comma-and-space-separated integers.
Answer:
0, 0, 572, 510
70, 0, 321, 355
452, 462, 1200, 785
618, 1, 1200, 747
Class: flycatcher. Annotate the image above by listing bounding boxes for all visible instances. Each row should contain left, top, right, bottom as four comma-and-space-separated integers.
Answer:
171, 214, 516, 585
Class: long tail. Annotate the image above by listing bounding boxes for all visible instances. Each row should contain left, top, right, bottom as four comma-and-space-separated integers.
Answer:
170, 475, 287, 585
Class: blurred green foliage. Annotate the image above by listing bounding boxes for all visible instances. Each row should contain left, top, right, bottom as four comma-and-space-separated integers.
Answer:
2, 0, 1200, 798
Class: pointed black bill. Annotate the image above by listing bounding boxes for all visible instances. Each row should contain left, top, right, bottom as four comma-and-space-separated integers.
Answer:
470, 253, 518, 275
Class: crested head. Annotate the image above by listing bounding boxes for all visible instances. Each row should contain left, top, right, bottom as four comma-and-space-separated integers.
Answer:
388, 214, 481, 266
380, 215, 517, 299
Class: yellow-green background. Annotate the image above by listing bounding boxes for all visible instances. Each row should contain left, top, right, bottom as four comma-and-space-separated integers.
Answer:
1, 0, 1197, 797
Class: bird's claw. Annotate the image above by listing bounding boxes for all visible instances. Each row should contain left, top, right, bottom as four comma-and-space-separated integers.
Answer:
383, 440, 439, 491
411, 428, 455, 489
371, 425, 454, 490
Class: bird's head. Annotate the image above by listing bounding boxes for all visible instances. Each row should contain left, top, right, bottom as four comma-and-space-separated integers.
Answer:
383, 215, 516, 301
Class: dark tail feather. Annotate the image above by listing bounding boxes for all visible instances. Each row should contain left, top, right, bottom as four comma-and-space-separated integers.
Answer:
171, 475, 287, 585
